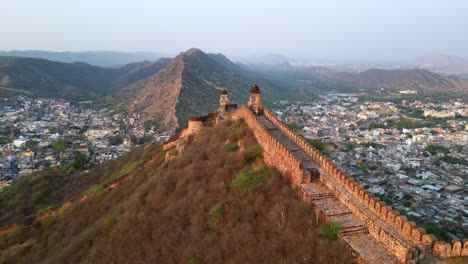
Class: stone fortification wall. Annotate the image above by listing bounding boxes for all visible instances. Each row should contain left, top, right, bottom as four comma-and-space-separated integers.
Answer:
262, 109, 436, 257
232, 105, 304, 185
232, 107, 448, 262
262, 108, 468, 260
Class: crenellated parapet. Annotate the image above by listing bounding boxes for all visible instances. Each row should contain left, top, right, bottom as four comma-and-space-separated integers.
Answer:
232, 105, 305, 185
433, 239, 468, 258
235, 102, 468, 263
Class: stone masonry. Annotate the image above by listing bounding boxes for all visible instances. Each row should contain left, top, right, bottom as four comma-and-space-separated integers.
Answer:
228, 86, 467, 263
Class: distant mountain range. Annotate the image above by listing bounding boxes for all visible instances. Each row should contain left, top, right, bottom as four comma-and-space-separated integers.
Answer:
1, 49, 467, 128
289, 66, 468, 94
0, 50, 166, 67
410, 54, 468, 74
0, 56, 170, 100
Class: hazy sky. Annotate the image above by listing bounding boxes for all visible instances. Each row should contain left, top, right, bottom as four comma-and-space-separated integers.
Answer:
1, 0, 468, 62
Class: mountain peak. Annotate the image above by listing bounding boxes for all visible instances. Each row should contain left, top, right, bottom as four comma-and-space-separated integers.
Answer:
184, 48, 206, 56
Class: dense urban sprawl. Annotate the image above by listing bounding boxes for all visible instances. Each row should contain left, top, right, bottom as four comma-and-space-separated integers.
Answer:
273, 95, 468, 240
0, 96, 172, 186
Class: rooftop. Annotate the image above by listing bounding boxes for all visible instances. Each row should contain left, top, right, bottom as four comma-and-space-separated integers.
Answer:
249, 84, 261, 94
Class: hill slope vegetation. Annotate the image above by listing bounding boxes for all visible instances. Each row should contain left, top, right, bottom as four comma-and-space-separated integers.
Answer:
0, 120, 352, 264
0, 144, 155, 225
0, 56, 170, 100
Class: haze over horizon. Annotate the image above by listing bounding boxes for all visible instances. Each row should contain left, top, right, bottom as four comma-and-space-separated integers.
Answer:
1, 0, 468, 63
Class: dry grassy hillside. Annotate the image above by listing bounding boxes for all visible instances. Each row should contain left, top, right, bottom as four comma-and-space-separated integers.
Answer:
0, 144, 155, 226
0, 120, 353, 264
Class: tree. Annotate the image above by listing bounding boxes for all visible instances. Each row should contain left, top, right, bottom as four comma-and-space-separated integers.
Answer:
425, 145, 449, 155
307, 139, 325, 152
129, 134, 138, 145
285, 122, 303, 133
22, 140, 38, 150
51, 140, 67, 159
51, 140, 66, 152
70, 151, 89, 170
109, 135, 123, 145
143, 115, 163, 132
360, 164, 368, 172
48, 127, 59, 134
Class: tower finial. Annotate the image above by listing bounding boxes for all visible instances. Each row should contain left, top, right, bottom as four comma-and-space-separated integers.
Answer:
249, 83, 260, 94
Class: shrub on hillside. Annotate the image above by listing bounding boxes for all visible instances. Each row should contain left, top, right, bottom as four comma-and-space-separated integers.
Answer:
244, 144, 263, 162
208, 202, 224, 229
37, 205, 54, 215
86, 185, 106, 198
225, 143, 239, 152
208, 202, 224, 218
231, 164, 268, 192
319, 220, 341, 241
101, 214, 116, 233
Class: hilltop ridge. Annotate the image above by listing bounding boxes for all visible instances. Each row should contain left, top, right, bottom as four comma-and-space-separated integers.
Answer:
113, 48, 277, 128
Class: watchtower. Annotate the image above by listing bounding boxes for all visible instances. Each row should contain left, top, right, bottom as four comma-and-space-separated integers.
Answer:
218, 89, 229, 112
248, 84, 262, 115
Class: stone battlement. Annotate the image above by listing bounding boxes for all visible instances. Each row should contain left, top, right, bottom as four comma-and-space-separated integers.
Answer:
230, 102, 467, 263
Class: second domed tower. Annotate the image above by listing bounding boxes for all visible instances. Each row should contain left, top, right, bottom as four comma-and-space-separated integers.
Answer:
248, 84, 262, 115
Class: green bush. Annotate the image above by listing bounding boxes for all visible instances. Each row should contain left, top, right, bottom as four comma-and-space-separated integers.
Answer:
285, 122, 303, 132
208, 202, 224, 218
207, 202, 224, 229
359, 164, 368, 172
109, 135, 123, 145
231, 164, 268, 192
70, 151, 89, 170
120, 160, 144, 175
51, 140, 66, 152
307, 139, 325, 152
37, 205, 54, 215
0, 136, 11, 144
425, 145, 449, 155
438, 155, 467, 165
187, 257, 202, 264
86, 185, 106, 197
101, 214, 116, 233
244, 144, 263, 162
225, 143, 240, 152
319, 220, 341, 241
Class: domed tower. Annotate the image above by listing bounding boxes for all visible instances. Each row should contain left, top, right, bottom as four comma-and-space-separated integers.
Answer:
218, 89, 229, 112
248, 84, 262, 114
